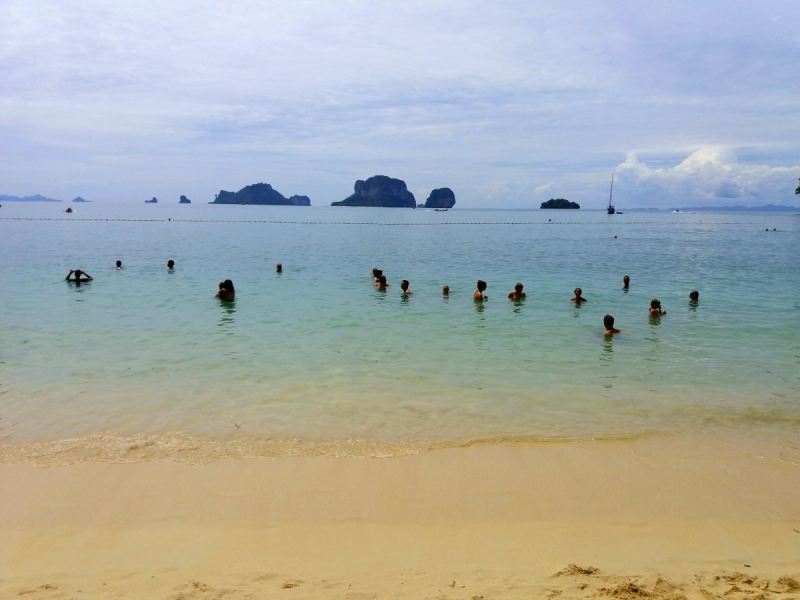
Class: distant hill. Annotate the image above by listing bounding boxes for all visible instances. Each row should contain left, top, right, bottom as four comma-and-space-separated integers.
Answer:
541, 198, 579, 209
0, 194, 62, 202
72, 197, 90, 202
332, 175, 416, 207
673, 204, 800, 212
424, 188, 456, 209
211, 183, 310, 205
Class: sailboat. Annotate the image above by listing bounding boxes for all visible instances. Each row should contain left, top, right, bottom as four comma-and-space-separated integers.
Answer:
607, 174, 615, 214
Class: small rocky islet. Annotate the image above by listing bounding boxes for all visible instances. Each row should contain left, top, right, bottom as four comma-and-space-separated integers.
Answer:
332, 175, 456, 208
211, 183, 311, 206
540, 198, 580, 209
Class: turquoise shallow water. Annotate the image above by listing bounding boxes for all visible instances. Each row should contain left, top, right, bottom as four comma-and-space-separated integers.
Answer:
0, 202, 798, 460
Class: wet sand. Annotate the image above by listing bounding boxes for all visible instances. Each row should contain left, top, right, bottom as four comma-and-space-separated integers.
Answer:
1, 435, 799, 599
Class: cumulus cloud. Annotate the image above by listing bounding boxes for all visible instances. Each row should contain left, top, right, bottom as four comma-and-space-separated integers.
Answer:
615, 149, 800, 207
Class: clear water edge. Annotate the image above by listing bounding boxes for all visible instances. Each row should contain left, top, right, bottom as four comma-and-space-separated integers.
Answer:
0, 203, 798, 464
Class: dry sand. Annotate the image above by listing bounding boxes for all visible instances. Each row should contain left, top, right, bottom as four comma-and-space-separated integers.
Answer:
1, 435, 799, 599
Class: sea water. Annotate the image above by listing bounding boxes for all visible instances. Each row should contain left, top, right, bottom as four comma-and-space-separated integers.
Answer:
0, 202, 798, 462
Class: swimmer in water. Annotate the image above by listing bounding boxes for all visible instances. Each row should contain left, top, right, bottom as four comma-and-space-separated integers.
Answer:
649, 299, 666, 316
373, 269, 383, 281
374, 275, 389, 288
507, 282, 525, 300
276, 263, 282, 273
216, 279, 235, 301
623, 275, 630, 289
474, 280, 488, 301
400, 280, 412, 294
571, 287, 587, 303
167, 260, 175, 270
689, 290, 699, 303
115, 260, 123, 270
65, 269, 93, 282
442, 285, 450, 295
604, 314, 621, 336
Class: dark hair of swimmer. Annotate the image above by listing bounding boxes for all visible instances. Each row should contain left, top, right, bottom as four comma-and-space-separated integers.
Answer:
401, 280, 409, 289
222, 279, 235, 292
650, 299, 660, 309
477, 280, 487, 291
623, 275, 630, 286
168, 260, 174, 269
372, 268, 379, 276
604, 314, 615, 329
116, 260, 122, 268
276, 263, 282, 272
442, 285, 449, 294
515, 283, 523, 291
378, 275, 387, 286
689, 290, 699, 301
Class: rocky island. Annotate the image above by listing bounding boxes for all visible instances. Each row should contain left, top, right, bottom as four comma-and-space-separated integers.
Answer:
424, 188, 456, 209
332, 176, 415, 208
541, 198, 580, 209
179, 195, 191, 204
211, 183, 310, 206
0, 194, 61, 202
72, 197, 90, 203
145, 197, 158, 203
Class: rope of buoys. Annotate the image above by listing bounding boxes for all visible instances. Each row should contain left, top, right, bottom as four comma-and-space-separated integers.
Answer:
0, 218, 765, 225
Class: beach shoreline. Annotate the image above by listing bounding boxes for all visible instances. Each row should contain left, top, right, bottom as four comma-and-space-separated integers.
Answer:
2, 434, 798, 599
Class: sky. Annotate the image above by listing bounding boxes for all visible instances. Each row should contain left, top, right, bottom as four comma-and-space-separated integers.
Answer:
1, 0, 799, 208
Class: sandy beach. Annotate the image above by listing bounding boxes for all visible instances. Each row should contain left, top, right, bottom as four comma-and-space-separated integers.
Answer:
2, 434, 798, 599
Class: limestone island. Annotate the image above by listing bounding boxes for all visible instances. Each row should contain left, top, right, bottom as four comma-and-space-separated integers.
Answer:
332, 175, 415, 208
72, 197, 90, 203
179, 195, 191, 204
211, 183, 311, 206
424, 188, 456, 209
541, 198, 579, 209
145, 197, 158, 203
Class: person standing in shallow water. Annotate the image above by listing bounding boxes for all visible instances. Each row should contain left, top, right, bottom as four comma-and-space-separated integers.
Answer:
374, 275, 389, 288
604, 314, 621, 336
507, 283, 525, 300
442, 285, 450, 296
167, 260, 175, 270
474, 280, 488, 301
216, 280, 235, 301
400, 280, 412, 294
623, 275, 630, 289
689, 290, 699, 303
276, 263, 282, 273
571, 288, 587, 303
650, 299, 666, 316
115, 260, 123, 270
65, 269, 93, 282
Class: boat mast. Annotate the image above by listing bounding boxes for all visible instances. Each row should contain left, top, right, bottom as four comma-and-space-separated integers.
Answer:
609, 174, 614, 208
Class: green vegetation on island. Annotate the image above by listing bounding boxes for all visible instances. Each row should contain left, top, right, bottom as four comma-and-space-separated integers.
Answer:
211, 183, 310, 206
424, 188, 456, 209
540, 198, 580, 209
795, 178, 799, 194
332, 175, 416, 207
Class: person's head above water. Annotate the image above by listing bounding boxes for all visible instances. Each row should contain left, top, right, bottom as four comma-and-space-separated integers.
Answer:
400, 280, 409, 291
115, 260, 122, 269
372, 268, 379, 277
574, 287, 582, 296
515, 283, 524, 292
442, 285, 449, 295
604, 314, 615, 329
167, 260, 174, 269
375, 275, 388, 287
623, 275, 630, 287
689, 290, 699, 301
276, 263, 282, 272
477, 280, 487, 292
650, 299, 661, 309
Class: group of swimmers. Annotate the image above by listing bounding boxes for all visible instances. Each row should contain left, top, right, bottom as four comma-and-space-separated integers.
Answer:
371, 268, 699, 337
65, 261, 699, 338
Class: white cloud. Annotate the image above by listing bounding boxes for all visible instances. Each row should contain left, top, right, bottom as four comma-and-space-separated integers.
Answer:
615, 149, 800, 207
534, 183, 556, 196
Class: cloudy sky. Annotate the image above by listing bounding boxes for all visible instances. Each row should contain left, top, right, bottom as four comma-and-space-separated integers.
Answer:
1, 0, 799, 208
